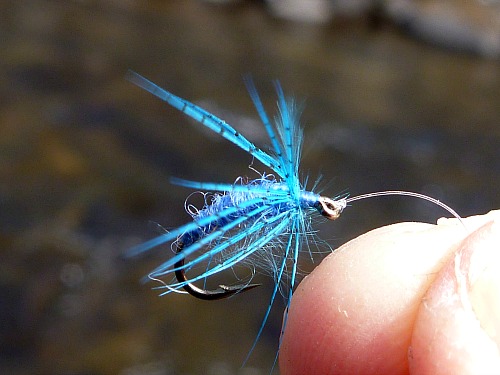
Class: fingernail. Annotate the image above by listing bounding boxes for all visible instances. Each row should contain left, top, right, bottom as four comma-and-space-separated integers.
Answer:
467, 220, 500, 346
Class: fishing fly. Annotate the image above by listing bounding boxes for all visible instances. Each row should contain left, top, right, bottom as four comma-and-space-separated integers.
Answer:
127, 71, 462, 362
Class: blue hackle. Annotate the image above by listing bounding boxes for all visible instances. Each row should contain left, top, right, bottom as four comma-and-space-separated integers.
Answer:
126, 71, 341, 368
126, 71, 286, 179
126, 71, 464, 372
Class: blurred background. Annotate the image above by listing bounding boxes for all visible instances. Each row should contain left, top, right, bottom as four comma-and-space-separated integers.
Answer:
1, 1, 499, 374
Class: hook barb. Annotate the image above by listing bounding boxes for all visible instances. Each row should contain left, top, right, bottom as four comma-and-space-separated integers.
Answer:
174, 241, 260, 300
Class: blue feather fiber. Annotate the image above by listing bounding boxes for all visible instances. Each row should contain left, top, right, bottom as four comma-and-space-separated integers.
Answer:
126, 71, 346, 367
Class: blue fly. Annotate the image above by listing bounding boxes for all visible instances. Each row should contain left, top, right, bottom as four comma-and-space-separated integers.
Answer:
126, 71, 462, 364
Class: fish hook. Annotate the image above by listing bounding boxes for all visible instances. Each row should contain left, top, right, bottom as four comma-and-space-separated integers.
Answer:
174, 241, 261, 300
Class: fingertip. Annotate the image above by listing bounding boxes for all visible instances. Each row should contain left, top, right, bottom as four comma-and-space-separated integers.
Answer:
280, 212, 500, 375
280, 221, 462, 375
409, 219, 500, 375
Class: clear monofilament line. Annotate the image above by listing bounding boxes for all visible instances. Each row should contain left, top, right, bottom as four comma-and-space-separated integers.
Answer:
345, 190, 465, 226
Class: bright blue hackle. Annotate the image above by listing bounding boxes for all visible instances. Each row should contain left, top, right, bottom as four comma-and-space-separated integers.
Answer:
127, 72, 287, 180
127, 71, 326, 366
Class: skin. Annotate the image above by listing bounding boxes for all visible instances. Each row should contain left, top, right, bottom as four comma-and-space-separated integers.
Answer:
279, 210, 500, 375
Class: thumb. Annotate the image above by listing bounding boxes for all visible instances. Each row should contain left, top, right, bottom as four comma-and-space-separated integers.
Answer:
279, 210, 500, 375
